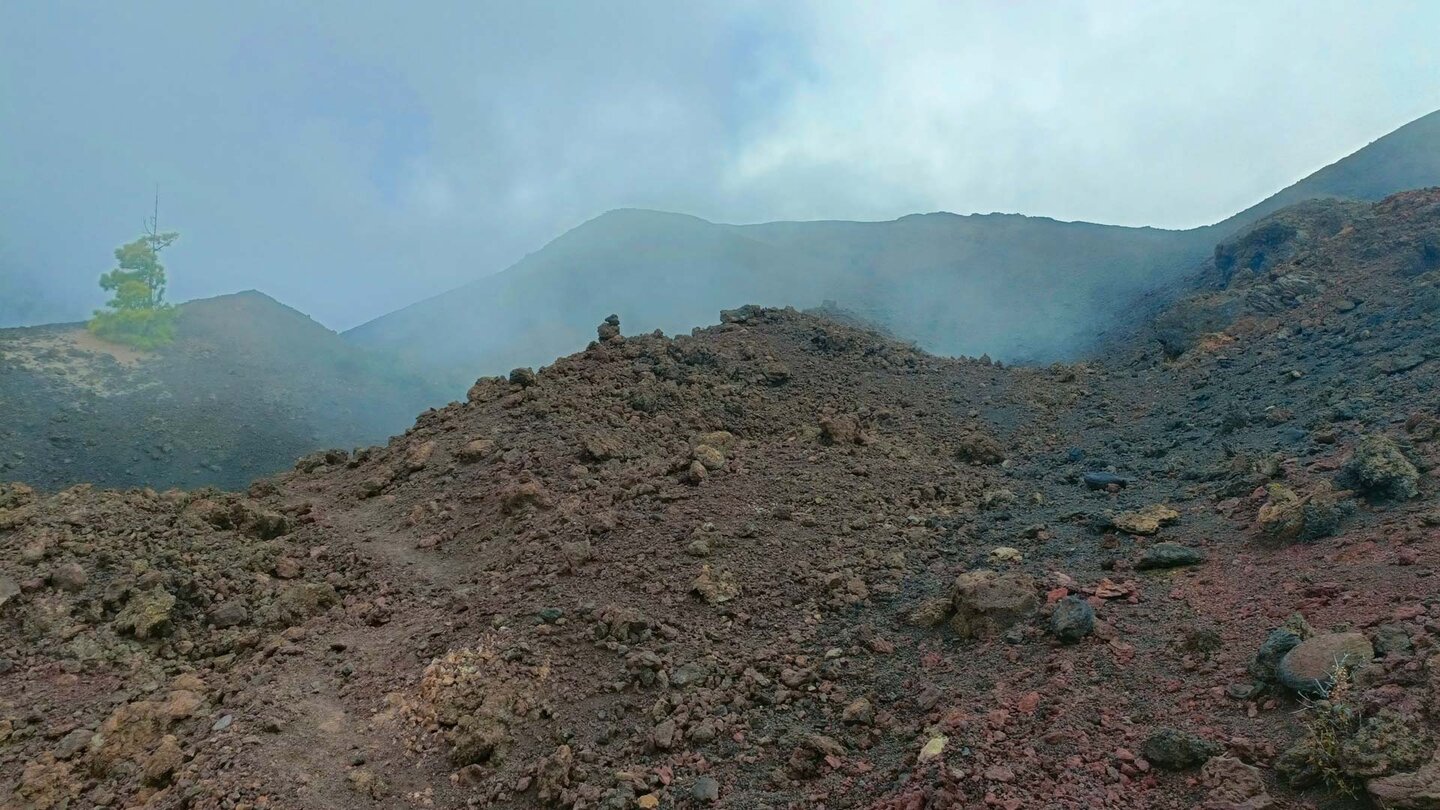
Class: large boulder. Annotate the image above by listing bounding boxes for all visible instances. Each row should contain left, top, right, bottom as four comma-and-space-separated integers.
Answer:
1344, 435, 1420, 501
949, 570, 1038, 639
1278, 632, 1374, 695
1257, 482, 1351, 543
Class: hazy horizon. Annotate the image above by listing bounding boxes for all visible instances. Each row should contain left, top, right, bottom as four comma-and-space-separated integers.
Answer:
3, 0, 1439, 331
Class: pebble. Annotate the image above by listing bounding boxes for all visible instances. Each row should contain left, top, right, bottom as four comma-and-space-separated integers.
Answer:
691, 776, 720, 803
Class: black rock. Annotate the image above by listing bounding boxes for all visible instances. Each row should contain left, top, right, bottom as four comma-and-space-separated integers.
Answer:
1250, 628, 1303, 682
1083, 471, 1130, 490
1136, 543, 1207, 570
1142, 727, 1221, 770
1050, 596, 1095, 644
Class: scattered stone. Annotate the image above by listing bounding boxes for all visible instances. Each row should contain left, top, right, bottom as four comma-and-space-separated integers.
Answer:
1142, 727, 1221, 770
692, 444, 726, 471
1083, 471, 1129, 490
1201, 755, 1276, 809
141, 735, 184, 785
209, 600, 249, 629
1050, 596, 1095, 644
508, 367, 537, 387
49, 562, 88, 592
560, 540, 593, 568
53, 728, 92, 760
1374, 624, 1414, 656
404, 439, 436, 472
691, 566, 739, 605
988, 546, 1023, 563
457, 438, 497, 462
112, 586, 176, 639
1279, 709, 1433, 789
691, 775, 720, 803
1136, 542, 1206, 570
1111, 504, 1180, 536
949, 570, 1038, 639
841, 697, 875, 726
917, 735, 947, 763
671, 662, 707, 688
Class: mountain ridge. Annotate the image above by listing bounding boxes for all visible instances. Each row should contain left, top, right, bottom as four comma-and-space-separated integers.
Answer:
346, 109, 1440, 376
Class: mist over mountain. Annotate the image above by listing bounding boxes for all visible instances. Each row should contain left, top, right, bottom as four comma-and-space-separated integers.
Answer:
347, 110, 1440, 378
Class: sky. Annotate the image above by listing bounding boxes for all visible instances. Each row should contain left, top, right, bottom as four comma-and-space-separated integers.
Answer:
2, 0, 1438, 330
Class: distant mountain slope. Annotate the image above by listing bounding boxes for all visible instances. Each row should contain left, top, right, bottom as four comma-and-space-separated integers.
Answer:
347, 110, 1440, 376
346, 210, 1209, 377
1214, 109, 1440, 233
0, 291, 447, 490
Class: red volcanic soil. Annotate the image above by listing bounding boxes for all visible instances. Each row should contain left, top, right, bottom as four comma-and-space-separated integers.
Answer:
3, 190, 1439, 809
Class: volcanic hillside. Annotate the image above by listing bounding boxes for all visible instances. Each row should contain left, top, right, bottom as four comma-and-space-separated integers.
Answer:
0, 291, 447, 491
2, 190, 1439, 809
347, 110, 1440, 379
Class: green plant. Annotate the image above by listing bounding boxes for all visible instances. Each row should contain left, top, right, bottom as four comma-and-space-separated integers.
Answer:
1278, 667, 1364, 797
1277, 666, 1434, 797
88, 197, 180, 349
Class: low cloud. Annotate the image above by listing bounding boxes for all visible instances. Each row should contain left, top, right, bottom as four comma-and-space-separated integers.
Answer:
2, 0, 1436, 329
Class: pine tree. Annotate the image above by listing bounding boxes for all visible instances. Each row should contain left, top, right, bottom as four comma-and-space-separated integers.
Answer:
89, 192, 180, 349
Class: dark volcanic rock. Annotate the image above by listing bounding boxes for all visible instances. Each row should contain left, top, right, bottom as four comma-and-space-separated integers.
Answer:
1050, 596, 1096, 644
1136, 542, 1207, 570
1083, 471, 1130, 490
1143, 728, 1222, 771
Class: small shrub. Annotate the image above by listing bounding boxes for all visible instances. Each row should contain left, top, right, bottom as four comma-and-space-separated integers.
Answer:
1277, 668, 1434, 796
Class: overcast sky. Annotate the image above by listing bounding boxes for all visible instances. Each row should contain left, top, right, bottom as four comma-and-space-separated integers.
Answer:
2, 0, 1437, 330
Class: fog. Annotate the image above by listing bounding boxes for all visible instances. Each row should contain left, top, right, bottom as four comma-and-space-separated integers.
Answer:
2, 0, 1437, 330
